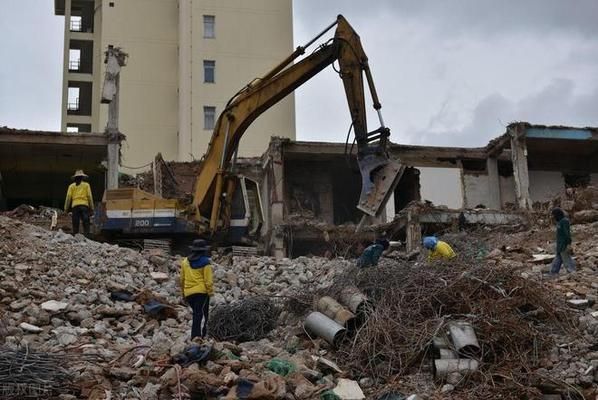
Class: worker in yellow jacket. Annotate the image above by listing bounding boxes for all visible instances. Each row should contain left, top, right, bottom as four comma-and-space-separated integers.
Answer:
64, 170, 94, 235
180, 239, 214, 339
423, 236, 456, 261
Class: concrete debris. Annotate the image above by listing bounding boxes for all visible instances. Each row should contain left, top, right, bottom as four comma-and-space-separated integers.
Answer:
41, 300, 69, 312
441, 384, 455, 393
573, 210, 598, 224
1, 200, 598, 398
568, 299, 592, 309
531, 254, 555, 264
19, 322, 43, 333
333, 378, 365, 400
149, 271, 169, 282
315, 355, 344, 374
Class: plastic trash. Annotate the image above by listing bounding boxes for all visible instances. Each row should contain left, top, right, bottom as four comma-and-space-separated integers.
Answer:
110, 291, 135, 302
172, 344, 212, 367
265, 358, 296, 376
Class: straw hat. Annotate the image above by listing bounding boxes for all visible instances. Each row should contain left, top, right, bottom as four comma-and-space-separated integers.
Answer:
72, 169, 89, 179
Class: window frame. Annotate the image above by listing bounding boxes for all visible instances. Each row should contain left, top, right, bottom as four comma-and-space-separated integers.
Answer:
203, 60, 215, 83
203, 106, 216, 130
203, 15, 215, 38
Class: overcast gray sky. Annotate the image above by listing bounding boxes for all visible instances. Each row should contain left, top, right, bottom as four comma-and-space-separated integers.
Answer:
1, 1, 597, 147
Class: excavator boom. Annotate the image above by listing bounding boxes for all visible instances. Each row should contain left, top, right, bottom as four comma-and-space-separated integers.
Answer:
192, 15, 403, 232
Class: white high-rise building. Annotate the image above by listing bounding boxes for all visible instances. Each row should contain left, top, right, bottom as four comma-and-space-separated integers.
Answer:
55, 0, 296, 169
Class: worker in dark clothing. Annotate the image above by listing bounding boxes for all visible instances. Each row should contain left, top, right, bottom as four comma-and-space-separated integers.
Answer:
357, 238, 390, 268
64, 170, 94, 235
548, 207, 576, 277
180, 239, 214, 339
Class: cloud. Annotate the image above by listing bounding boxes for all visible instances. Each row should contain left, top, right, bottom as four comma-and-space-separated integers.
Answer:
294, 1, 598, 148
294, 0, 598, 39
0, 1, 63, 130
414, 79, 598, 147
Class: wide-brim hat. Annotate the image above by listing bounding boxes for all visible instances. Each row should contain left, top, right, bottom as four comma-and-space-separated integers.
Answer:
72, 169, 89, 179
189, 239, 209, 252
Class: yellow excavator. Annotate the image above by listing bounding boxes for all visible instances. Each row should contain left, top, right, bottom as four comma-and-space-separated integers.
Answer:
97, 15, 403, 247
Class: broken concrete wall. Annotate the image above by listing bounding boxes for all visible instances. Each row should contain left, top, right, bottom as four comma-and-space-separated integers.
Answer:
499, 176, 517, 207
394, 167, 421, 212
529, 170, 565, 203
284, 160, 335, 224
463, 173, 489, 208
418, 167, 462, 208
463, 170, 566, 208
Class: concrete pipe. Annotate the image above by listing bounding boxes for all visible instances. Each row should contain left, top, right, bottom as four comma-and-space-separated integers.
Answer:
304, 312, 346, 347
438, 349, 457, 359
316, 296, 357, 331
434, 359, 480, 379
448, 321, 481, 358
338, 287, 369, 315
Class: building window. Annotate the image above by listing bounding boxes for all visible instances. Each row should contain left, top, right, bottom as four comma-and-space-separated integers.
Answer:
203, 60, 215, 83
204, 106, 216, 130
66, 126, 79, 133
203, 15, 215, 38
67, 87, 80, 111
70, 16, 82, 32
69, 49, 81, 71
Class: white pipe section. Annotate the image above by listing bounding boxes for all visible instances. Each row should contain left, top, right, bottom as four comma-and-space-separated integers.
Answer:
376, 109, 385, 128
178, 0, 192, 161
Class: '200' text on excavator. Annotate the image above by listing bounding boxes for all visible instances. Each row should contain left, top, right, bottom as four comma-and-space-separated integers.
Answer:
96, 15, 404, 249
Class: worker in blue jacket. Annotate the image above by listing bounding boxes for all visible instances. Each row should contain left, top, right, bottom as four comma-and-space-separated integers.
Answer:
357, 238, 390, 268
549, 207, 576, 277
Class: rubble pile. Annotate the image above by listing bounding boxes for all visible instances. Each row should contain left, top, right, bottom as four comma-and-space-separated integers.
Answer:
0, 203, 597, 398
2, 204, 71, 232
311, 257, 572, 398
211, 255, 351, 307
552, 185, 598, 223
0, 216, 353, 399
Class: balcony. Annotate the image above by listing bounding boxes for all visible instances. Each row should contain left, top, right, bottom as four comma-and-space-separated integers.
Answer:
67, 81, 92, 116
68, 40, 93, 74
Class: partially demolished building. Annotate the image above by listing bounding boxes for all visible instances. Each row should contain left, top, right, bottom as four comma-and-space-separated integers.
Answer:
146, 122, 598, 256
240, 122, 598, 256
2, 122, 596, 257
0, 127, 121, 210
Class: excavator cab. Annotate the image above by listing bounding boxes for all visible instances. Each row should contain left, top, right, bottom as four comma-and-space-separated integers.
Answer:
227, 176, 264, 243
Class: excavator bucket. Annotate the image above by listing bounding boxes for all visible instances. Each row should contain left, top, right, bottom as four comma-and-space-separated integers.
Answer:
356, 155, 405, 216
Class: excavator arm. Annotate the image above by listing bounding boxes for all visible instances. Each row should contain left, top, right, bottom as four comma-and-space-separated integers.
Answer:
191, 15, 403, 232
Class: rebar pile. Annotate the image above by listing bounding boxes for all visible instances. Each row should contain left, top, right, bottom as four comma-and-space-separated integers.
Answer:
209, 297, 281, 342
322, 259, 574, 399
0, 347, 76, 399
